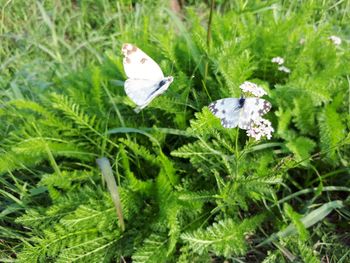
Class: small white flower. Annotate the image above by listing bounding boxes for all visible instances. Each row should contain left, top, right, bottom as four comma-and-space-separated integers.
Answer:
278, 65, 291, 74
271, 57, 285, 65
246, 118, 274, 141
240, 81, 267, 98
299, 38, 306, 45
328, 35, 341, 45
271, 57, 291, 74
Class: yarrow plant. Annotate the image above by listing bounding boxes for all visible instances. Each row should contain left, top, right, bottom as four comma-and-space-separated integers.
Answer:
239, 81, 267, 97
2, 2, 349, 262
246, 118, 274, 140
271, 56, 291, 73
208, 81, 272, 140
328, 35, 342, 45
278, 65, 291, 74
240, 82, 274, 141
271, 56, 284, 65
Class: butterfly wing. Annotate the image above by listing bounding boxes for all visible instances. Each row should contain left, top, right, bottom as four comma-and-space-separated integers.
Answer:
122, 43, 164, 81
124, 79, 160, 107
238, 98, 272, 129
208, 98, 241, 128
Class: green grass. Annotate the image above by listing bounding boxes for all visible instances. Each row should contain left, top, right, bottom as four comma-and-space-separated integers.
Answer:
1, 0, 350, 262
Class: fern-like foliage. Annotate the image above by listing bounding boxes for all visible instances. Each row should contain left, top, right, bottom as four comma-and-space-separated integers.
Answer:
15, 170, 143, 262
318, 103, 346, 162
286, 136, 316, 165
1, 1, 350, 262
132, 234, 168, 263
181, 215, 265, 257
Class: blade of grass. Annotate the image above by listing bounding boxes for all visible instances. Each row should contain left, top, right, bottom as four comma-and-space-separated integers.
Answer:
36, 1, 62, 63
96, 157, 125, 232
258, 200, 345, 247
108, 127, 161, 147
165, 8, 204, 77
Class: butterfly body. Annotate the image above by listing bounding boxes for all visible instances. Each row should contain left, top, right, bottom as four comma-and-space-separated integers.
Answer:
238, 97, 245, 108
208, 97, 271, 129
122, 43, 173, 113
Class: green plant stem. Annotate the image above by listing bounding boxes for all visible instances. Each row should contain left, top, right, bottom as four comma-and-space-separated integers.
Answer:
33, 124, 62, 176
203, 0, 215, 100
207, 0, 215, 49
235, 128, 240, 176
307, 168, 349, 186
273, 186, 350, 207
233, 128, 240, 191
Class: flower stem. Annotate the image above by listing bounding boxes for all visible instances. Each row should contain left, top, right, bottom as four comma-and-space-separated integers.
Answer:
234, 128, 240, 191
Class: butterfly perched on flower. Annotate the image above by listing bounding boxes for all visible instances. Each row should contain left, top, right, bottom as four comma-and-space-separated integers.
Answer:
121, 43, 173, 113
208, 97, 272, 129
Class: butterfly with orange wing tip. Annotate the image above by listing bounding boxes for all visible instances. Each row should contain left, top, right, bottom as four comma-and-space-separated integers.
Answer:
208, 97, 272, 129
121, 43, 173, 113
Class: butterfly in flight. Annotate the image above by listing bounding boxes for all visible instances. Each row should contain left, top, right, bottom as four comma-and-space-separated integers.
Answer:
121, 43, 173, 113
208, 97, 272, 129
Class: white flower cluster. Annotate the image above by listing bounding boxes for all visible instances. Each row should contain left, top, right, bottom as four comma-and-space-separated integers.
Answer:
277, 66, 291, 73
271, 56, 284, 65
271, 56, 291, 74
328, 35, 342, 46
239, 81, 274, 141
239, 81, 267, 98
246, 118, 274, 141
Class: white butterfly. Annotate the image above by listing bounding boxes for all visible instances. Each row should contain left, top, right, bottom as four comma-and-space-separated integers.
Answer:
208, 97, 272, 129
121, 43, 173, 113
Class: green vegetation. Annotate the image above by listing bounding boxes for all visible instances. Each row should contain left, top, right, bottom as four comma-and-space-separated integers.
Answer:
1, 0, 349, 262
